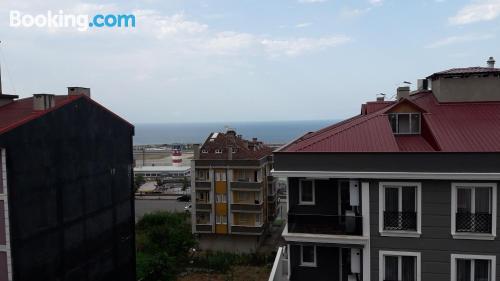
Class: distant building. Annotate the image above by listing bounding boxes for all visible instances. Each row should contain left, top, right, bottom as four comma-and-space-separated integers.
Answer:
191, 130, 278, 252
134, 165, 191, 179
0, 87, 135, 281
269, 57, 500, 281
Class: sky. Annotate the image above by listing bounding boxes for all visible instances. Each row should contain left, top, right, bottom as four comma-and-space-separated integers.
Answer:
0, 0, 499, 123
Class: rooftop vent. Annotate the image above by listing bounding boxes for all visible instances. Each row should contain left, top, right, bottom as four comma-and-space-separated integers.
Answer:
417, 79, 429, 91
487, 56, 495, 68
68, 87, 91, 98
33, 94, 55, 111
376, 93, 385, 102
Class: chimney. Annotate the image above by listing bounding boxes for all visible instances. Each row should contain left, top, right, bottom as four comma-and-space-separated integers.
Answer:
68, 87, 91, 98
227, 145, 233, 160
487, 56, 495, 68
193, 144, 200, 160
376, 93, 385, 102
396, 86, 410, 100
252, 138, 257, 143
33, 94, 55, 111
226, 129, 236, 137
417, 79, 429, 91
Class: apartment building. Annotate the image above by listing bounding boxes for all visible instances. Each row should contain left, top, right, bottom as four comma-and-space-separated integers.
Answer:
0, 88, 135, 281
191, 130, 277, 252
269, 57, 500, 281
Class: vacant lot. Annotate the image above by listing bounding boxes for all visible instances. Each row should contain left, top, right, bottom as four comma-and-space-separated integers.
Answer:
177, 266, 271, 281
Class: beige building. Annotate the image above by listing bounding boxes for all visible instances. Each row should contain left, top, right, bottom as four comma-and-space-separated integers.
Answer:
191, 129, 278, 252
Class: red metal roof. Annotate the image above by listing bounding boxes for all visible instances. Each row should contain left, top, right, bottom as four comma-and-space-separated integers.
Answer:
281, 91, 500, 152
0, 94, 133, 135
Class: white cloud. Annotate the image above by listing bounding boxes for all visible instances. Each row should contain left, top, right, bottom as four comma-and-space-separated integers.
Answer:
203, 32, 256, 55
295, 22, 312, 28
261, 36, 351, 57
425, 33, 494, 48
135, 11, 208, 39
449, 0, 500, 25
340, 7, 372, 19
369, 0, 383, 5
298, 0, 327, 3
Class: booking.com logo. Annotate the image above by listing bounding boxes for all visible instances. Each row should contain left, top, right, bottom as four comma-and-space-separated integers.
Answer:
9, 10, 136, 31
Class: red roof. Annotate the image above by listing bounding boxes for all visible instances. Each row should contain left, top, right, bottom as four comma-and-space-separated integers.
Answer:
0, 94, 132, 135
428, 67, 500, 79
281, 91, 500, 152
200, 131, 273, 160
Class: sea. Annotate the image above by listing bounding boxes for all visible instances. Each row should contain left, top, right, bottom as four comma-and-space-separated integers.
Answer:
133, 120, 339, 145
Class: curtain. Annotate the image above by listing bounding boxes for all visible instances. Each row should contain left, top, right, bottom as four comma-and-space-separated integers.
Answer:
475, 259, 490, 281
402, 256, 415, 281
475, 188, 491, 214
457, 259, 471, 281
385, 188, 399, 212
457, 188, 472, 213
385, 256, 398, 281
402, 187, 416, 212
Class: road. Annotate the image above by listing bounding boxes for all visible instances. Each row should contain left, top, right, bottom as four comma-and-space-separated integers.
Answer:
135, 199, 190, 221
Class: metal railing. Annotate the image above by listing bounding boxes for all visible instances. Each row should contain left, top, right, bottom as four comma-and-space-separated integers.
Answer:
383, 211, 417, 231
456, 212, 492, 233
288, 213, 363, 235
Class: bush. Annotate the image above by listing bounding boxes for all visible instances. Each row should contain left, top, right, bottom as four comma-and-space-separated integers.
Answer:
136, 212, 197, 281
193, 251, 274, 273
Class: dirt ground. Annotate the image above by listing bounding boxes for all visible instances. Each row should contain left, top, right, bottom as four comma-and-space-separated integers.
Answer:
177, 266, 271, 281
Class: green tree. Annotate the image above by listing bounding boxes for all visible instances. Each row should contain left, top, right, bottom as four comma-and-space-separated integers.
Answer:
181, 176, 189, 193
136, 212, 197, 281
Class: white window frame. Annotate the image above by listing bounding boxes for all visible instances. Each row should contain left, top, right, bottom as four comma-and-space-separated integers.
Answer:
379, 250, 421, 281
215, 149, 223, 154
201, 149, 208, 153
379, 182, 422, 237
216, 215, 227, 225
451, 183, 497, 240
450, 254, 496, 281
299, 179, 315, 205
300, 245, 317, 267
388, 112, 421, 135
215, 193, 227, 203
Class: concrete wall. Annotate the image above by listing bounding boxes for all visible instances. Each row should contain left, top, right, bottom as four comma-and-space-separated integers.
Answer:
432, 76, 500, 102
370, 179, 500, 281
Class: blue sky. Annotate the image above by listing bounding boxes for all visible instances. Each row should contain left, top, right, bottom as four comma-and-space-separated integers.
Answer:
0, 0, 499, 123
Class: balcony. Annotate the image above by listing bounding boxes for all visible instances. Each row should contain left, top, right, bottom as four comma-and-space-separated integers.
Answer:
288, 213, 363, 236
195, 224, 212, 232
196, 203, 212, 211
383, 211, 417, 231
456, 212, 492, 233
231, 224, 265, 234
268, 246, 289, 281
231, 181, 262, 190
195, 181, 211, 189
231, 203, 263, 212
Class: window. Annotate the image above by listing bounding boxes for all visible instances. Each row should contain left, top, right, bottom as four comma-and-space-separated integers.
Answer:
451, 254, 496, 281
215, 193, 227, 203
299, 179, 315, 205
380, 251, 421, 281
300, 245, 316, 267
196, 192, 209, 203
201, 149, 208, 153
215, 170, 226, 181
216, 215, 227, 224
451, 183, 497, 239
232, 147, 238, 153
196, 169, 209, 181
379, 182, 421, 237
215, 149, 222, 154
388, 113, 421, 134
256, 213, 261, 225
196, 213, 210, 224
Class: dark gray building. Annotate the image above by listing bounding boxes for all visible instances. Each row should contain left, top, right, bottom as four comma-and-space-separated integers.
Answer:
0, 88, 135, 281
268, 58, 500, 281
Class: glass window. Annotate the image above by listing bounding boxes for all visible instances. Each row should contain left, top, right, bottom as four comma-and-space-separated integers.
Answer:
300, 245, 316, 266
383, 185, 418, 231
456, 258, 491, 281
388, 113, 421, 134
299, 180, 314, 204
384, 255, 417, 281
454, 185, 493, 234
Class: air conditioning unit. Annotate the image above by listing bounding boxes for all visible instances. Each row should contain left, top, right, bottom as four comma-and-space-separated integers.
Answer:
351, 248, 361, 274
349, 180, 360, 206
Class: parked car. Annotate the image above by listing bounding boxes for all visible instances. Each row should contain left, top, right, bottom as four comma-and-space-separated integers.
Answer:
177, 194, 191, 202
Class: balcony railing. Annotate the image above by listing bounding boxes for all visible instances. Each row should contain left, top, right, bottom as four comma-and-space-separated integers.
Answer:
231, 224, 264, 234
288, 213, 363, 235
231, 203, 263, 212
196, 203, 212, 211
268, 246, 288, 281
456, 212, 492, 233
195, 224, 212, 232
383, 211, 417, 231
231, 181, 262, 190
